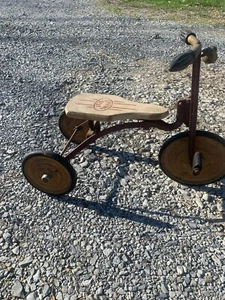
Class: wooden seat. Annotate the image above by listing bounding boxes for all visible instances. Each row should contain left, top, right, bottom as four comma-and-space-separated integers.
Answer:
65, 93, 168, 122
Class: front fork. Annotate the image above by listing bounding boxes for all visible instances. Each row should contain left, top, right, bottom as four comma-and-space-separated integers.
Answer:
188, 53, 202, 175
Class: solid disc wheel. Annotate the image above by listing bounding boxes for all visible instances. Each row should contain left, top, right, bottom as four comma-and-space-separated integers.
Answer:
22, 151, 77, 195
159, 131, 225, 185
59, 111, 90, 144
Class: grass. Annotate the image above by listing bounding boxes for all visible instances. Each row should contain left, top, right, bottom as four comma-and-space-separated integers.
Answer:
101, 0, 225, 25
123, 0, 225, 10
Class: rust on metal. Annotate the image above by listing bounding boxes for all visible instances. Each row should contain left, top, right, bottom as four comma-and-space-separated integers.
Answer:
60, 120, 88, 156
176, 98, 191, 126
86, 120, 101, 138
188, 53, 201, 160
64, 119, 187, 161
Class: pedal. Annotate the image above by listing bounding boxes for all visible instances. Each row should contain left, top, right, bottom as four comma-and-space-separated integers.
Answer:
192, 152, 202, 175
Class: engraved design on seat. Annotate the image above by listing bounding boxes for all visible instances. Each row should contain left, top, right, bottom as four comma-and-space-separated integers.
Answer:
93, 98, 113, 111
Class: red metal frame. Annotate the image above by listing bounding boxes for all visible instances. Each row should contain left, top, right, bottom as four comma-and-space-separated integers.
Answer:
63, 52, 202, 166
64, 99, 191, 161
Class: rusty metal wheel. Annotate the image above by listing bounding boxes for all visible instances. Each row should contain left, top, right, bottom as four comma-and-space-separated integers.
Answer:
159, 131, 225, 185
59, 111, 100, 144
22, 151, 77, 195
59, 111, 90, 144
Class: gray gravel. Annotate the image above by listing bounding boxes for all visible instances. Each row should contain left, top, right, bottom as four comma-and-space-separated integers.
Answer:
1, 0, 225, 299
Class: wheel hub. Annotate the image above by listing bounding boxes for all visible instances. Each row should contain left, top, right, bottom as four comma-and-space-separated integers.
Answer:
41, 174, 50, 183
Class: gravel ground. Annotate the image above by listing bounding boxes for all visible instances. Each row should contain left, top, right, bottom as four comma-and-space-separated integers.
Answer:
1, 0, 225, 299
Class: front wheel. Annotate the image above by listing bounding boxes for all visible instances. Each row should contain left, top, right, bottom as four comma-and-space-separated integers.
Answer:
159, 131, 225, 185
22, 151, 77, 195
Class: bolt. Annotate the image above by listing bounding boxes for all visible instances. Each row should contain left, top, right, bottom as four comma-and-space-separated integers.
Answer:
41, 174, 50, 183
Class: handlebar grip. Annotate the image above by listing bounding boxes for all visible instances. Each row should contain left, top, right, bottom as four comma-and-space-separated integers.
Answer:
180, 30, 197, 45
169, 30, 202, 72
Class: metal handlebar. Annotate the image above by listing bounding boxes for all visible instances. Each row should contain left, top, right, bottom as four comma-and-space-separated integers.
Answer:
169, 30, 202, 72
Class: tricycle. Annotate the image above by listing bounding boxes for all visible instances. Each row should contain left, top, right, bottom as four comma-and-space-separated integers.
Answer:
22, 30, 225, 196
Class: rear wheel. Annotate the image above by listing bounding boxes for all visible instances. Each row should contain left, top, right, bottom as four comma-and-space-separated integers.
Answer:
59, 111, 90, 144
22, 151, 77, 195
159, 131, 225, 185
